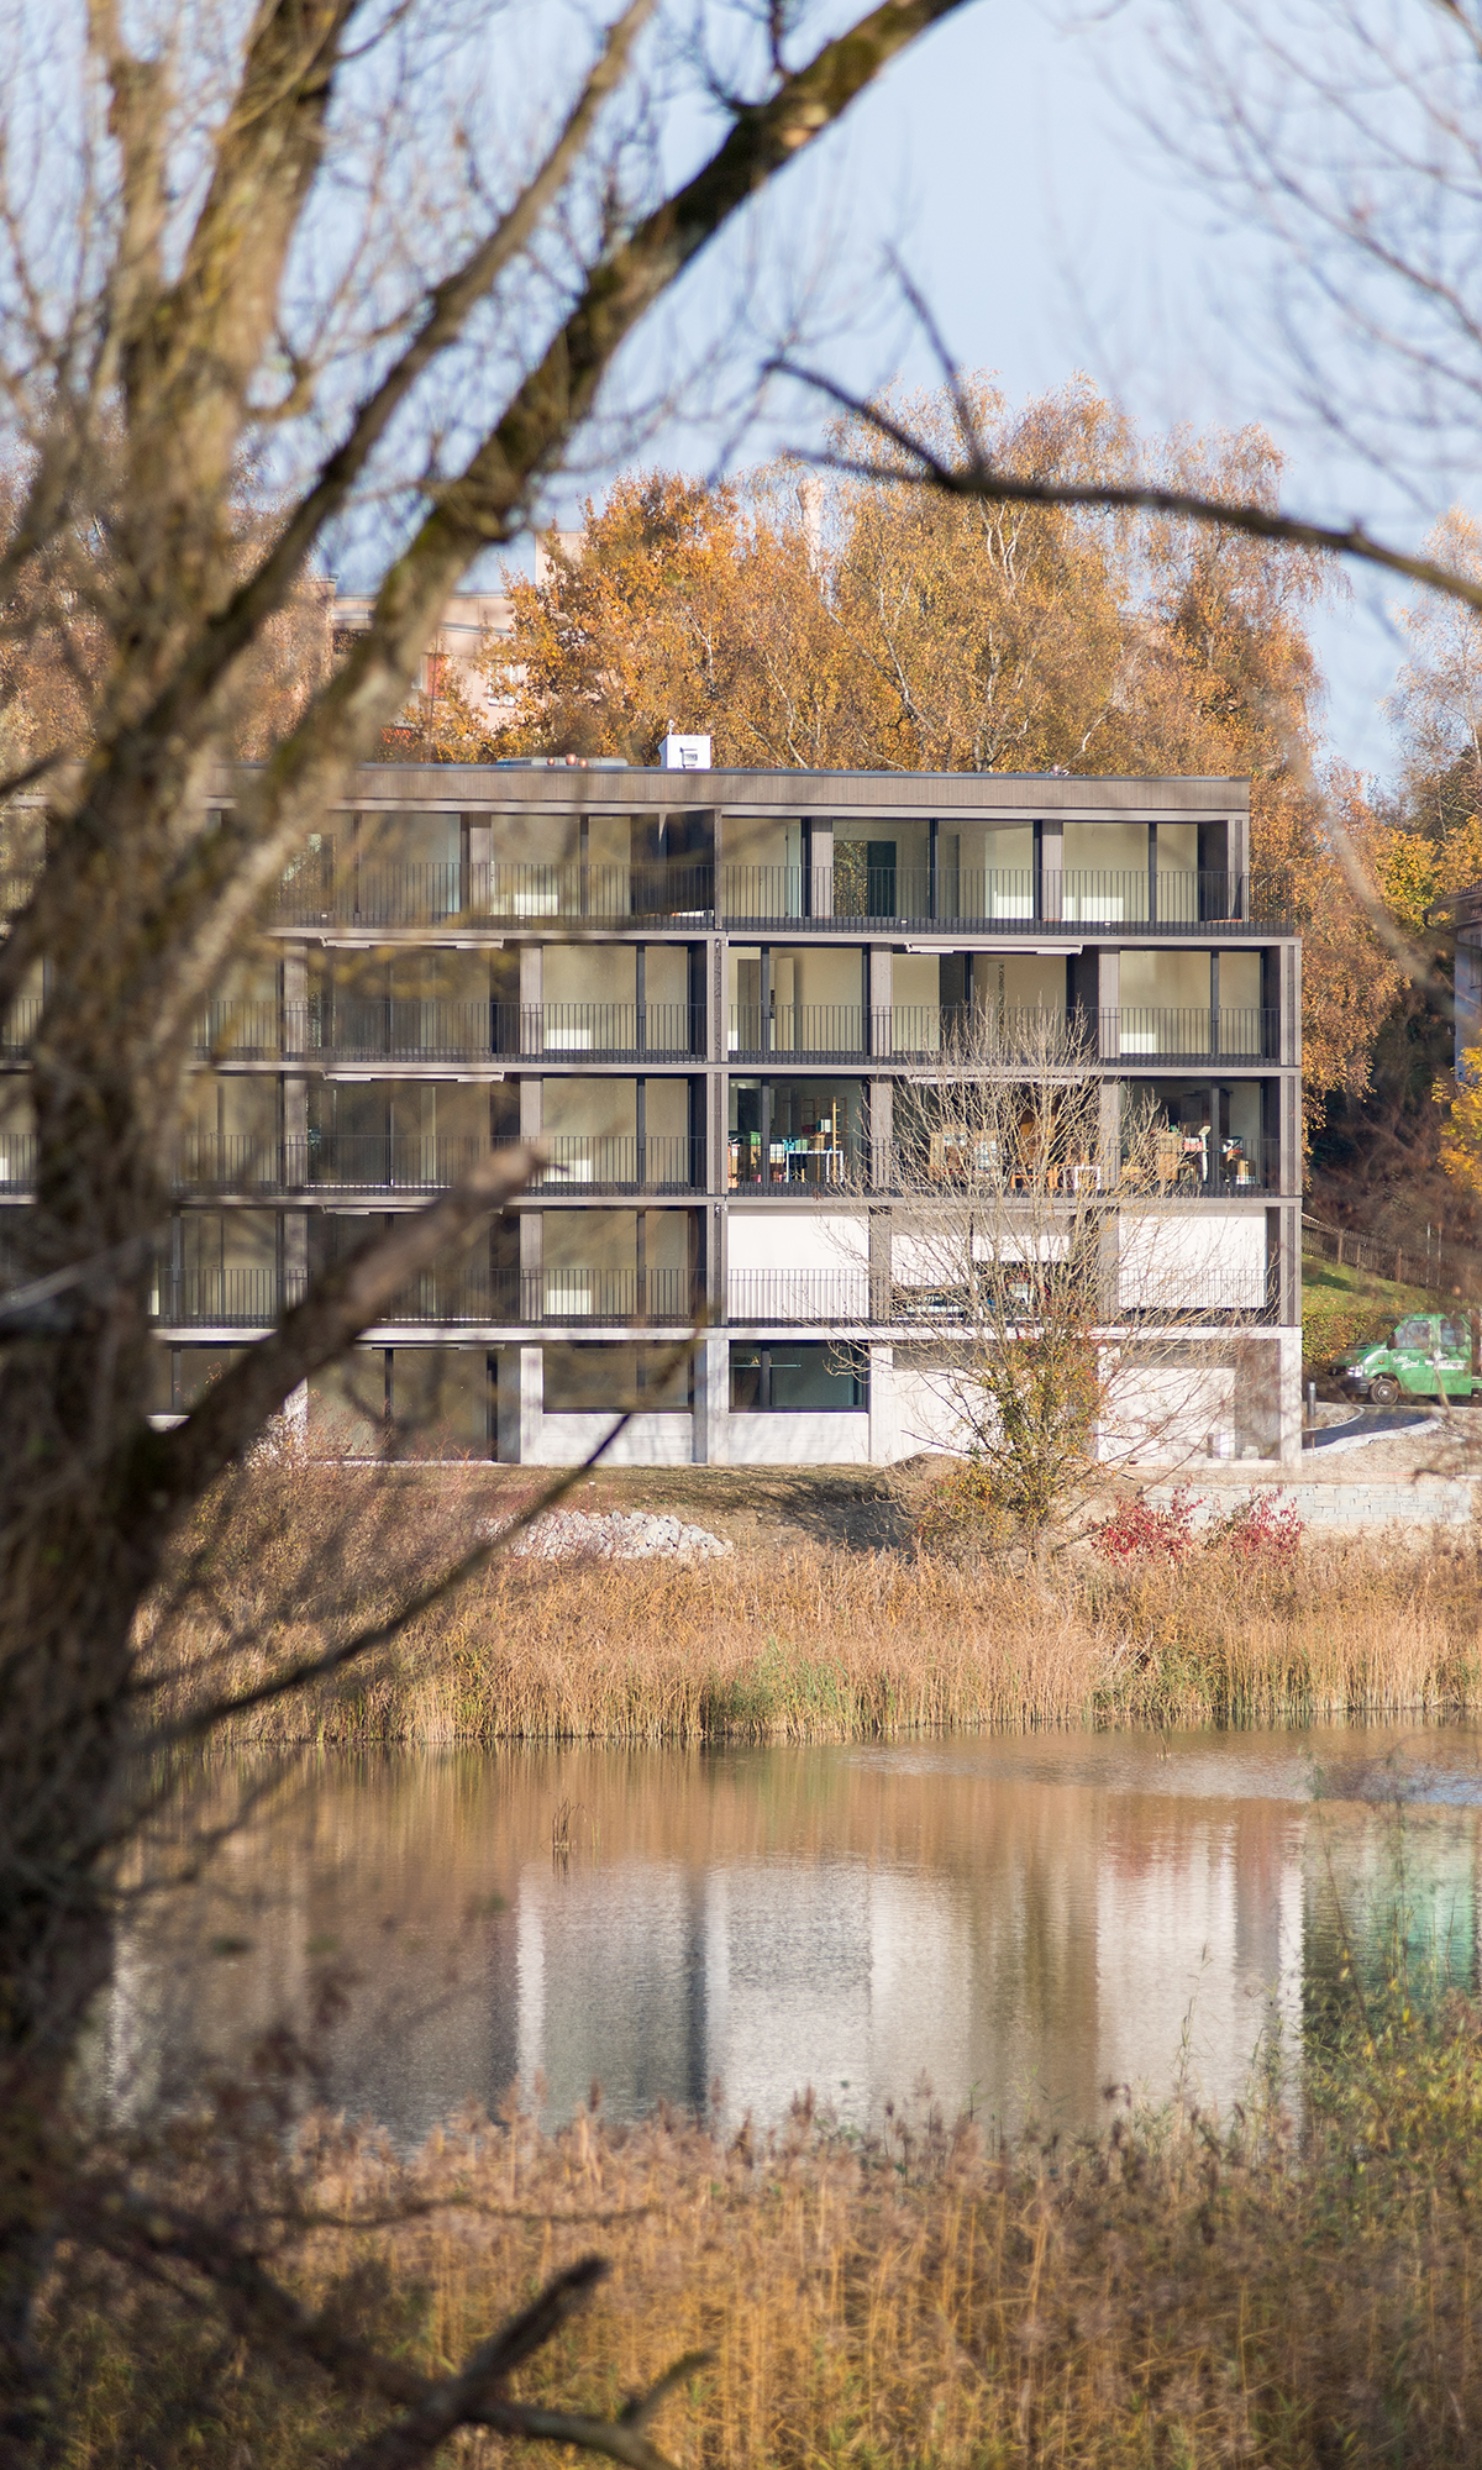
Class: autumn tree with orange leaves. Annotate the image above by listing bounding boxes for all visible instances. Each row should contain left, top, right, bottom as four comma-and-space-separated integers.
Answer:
482, 380, 1400, 1132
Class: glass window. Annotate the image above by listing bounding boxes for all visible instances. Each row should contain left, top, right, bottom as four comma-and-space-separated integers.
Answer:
1442, 1318, 1471, 1355
727, 1078, 864, 1187
543, 1343, 692, 1412
728, 1342, 867, 1411
388, 1348, 494, 1457
1394, 1319, 1432, 1349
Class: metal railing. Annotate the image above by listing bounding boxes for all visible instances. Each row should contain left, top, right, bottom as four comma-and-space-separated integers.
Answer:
720, 865, 1280, 934
729, 1005, 869, 1058
1101, 1006, 1278, 1062
726, 1269, 874, 1324
723, 1267, 1279, 1326
727, 1135, 860, 1189
274, 860, 715, 929
173, 1133, 705, 1197
0, 996, 43, 1057
534, 1135, 703, 1191
0, 1133, 36, 1189
266, 858, 1289, 935
155, 1267, 282, 1326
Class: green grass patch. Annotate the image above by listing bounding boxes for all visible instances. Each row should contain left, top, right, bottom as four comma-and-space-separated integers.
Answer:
1302, 1247, 1437, 1371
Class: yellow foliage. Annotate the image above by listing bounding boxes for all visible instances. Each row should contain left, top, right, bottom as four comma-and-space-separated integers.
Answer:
478, 380, 1404, 1114
1436, 1045, 1482, 1192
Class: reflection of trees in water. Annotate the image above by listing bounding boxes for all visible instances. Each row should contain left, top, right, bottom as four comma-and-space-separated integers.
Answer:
1303, 1801, 1481, 2044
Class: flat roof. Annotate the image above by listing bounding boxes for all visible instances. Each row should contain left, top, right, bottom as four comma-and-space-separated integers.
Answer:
217, 762, 1250, 819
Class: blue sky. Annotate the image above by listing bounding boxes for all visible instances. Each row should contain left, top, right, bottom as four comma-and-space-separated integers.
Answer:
608, 0, 1435, 787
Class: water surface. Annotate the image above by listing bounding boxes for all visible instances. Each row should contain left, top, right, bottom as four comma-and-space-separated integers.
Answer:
106, 1724, 1482, 2145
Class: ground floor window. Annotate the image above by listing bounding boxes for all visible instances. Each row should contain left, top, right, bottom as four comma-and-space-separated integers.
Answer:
542, 1342, 693, 1413
728, 1342, 867, 1412
306, 1346, 496, 1457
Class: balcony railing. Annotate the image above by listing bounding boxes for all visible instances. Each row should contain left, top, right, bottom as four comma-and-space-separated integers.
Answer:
721, 866, 1279, 934
534, 1135, 703, 1192
0, 996, 43, 1057
723, 1267, 1278, 1325
155, 1267, 282, 1326
154, 1265, 700, 1327
189, 1000, 705, 1063
729, 1005, 869, 1058
170, 1132, 703, 1197
726, 1269, 873, 1324
266, 858, 1290, 936
888, 1005, 1281, 1063
273, 860, 714, 930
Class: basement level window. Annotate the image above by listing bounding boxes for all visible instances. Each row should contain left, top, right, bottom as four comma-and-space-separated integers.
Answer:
729, 1343, 868, 1413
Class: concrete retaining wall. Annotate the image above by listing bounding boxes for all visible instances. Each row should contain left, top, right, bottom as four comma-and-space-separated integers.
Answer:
1146, 1479, 1477, 1533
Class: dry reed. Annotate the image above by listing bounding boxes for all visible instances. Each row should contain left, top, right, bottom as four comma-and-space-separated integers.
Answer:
55, 1978, 1482, 2470
152, 1462, 1482, 1744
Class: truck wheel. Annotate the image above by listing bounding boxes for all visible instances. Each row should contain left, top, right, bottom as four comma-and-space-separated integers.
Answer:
1369, 1375, 1400, 1405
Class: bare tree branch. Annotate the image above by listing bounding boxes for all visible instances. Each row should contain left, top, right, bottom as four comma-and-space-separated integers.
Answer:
778, 357, 1482, 615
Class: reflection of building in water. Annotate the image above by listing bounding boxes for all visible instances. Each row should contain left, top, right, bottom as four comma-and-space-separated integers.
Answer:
102, 1763, 1482, 2147
511, 1805, 1307, 2136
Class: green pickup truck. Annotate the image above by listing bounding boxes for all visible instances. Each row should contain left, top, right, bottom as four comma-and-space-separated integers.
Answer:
1336, 1312, 1481, 1404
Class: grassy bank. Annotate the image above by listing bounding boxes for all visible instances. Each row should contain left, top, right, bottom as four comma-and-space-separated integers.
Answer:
56, 1983, 1482, 2469
1302, 1247, 1437, 1369
153, 1467, 1482, 1743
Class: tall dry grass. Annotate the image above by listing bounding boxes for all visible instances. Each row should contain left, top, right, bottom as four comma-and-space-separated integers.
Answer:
150, 1462, 1482, 1743
54, 1977, 1482, 2469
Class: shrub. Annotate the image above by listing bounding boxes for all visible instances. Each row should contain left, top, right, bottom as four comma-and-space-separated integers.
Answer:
1096, 1486, 1199, 1564
1217, 1489, 1304, 1564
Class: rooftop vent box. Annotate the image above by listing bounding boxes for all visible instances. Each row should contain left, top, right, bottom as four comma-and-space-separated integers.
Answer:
660, 733, 712, 771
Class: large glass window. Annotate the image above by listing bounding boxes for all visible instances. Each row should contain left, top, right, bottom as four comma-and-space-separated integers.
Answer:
729, 1343, 867, 1411
543, 1343, 693, 1413
727, 946, 867, 1054
1121, 1080, 1272, 1192
728, 1078, 865, 1187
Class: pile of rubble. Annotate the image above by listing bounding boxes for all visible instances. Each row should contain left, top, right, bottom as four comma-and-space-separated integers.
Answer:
501, 1508, 733, 1563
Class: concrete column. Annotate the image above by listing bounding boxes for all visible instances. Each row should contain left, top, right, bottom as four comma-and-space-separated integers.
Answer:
1277, 1324, 1303, 1468
1097, 946, 1119, 1057
1097, 1078, 1122, 1187
693, 1331, 730, 1465
1039, 820, 1063, 924
868, 1205, 893, 1322
809, 822, 833, 919
708, 938, 725, 1062
868, 1343, 897, 1464
869, 1079, 893, 1190
519, 942, 542, 1054
1279, 1074, 1301, 1198
519, 1342, 543, 1461
868, 945, 893, 1058
281, 949, 308, 1191
496, 1343, 523, 1461
466, 819, 492, 913
282, 1208, 308, 1308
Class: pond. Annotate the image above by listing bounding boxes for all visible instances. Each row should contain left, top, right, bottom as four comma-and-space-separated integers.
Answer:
100, 1724, 1482, 2146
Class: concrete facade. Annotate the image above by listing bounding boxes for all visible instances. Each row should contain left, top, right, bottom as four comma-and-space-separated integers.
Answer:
123, 761, 1303, 1466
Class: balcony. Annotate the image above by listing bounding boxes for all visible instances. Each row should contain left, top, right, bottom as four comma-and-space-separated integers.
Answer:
723, 1267, 1277, 1325
274, 860, 714, 930
721, 866, 1281, 936
534, 1135, 703, 1193
887, 1006, 1281, 1064
170, 1133, 702, 1197
154, 1265, 700, 1328
729, 1005, 869, 1060
155, 1267, 282, 1327
266, 858, 1290, 937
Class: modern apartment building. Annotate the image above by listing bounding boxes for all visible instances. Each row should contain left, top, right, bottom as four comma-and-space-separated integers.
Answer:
120, 760, 1301, 1466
